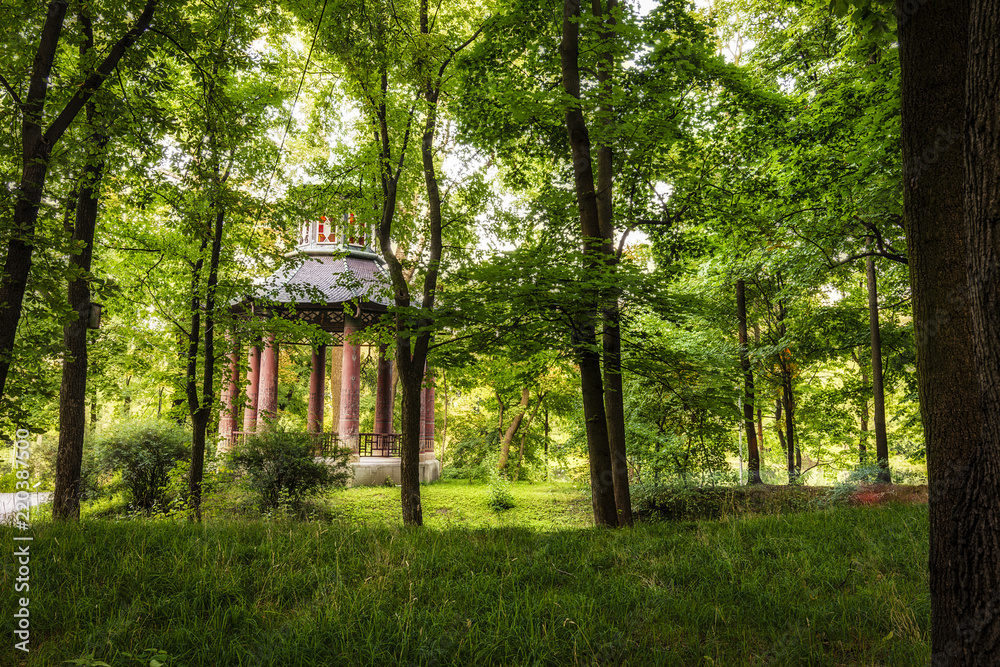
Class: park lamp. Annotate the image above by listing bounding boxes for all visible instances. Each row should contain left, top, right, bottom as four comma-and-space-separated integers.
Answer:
87, 303, 103, 330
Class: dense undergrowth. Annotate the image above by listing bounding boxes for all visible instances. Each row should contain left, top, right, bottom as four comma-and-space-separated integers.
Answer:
1, 480, 929, 666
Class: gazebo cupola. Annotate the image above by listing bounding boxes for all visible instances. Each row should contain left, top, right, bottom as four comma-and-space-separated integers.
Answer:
219, 214, 440, 485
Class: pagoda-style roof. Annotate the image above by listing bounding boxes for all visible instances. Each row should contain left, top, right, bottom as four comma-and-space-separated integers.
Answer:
265, 251, 392, 308
231, 216, 393, 334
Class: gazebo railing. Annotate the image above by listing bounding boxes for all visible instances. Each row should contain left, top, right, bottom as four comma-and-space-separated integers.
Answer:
358, 433, 401, 457
228, 431, 428, 458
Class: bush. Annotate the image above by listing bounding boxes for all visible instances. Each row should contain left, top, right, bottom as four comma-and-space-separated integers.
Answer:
226, 428, 352, 512
92, 420, 191, 512
632, 481, 821, 521
487, 471, 516, 512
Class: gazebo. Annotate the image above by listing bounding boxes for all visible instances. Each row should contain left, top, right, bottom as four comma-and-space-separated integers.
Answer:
218, 215, 440, 485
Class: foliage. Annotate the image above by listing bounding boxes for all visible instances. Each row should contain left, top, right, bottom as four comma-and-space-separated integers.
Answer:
632, 481, 823, 521
226, 428, 351, 512
486, 472, 516, 513
91, 419, 192, 512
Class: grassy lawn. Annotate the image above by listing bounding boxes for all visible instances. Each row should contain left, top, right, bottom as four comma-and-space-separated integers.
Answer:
1, 481, 930, 666
323, 479, 594, 529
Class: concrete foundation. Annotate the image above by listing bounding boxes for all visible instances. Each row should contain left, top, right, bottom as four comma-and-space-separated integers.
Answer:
347, 457, 441, 487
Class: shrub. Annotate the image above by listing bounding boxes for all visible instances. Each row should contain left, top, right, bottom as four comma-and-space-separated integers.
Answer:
487, 472, 516, 512
226, 428, 351, 512
92, 420, 191, 512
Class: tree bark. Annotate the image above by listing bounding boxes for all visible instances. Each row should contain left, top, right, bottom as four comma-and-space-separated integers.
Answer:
561, 0, 619, 526
514, 391, 544, 481
0, 0, 156, 404
866, 254, 891, 482
187, 205, 224, 519
957, 1, 1000, 660
498, 387, 530, 470
776, 298, 797, 483
736, 279, 762, 484
898, 0, 982, 661
775, 397, 786, 457
592, 0, 632, 527
53, 15, 108, 519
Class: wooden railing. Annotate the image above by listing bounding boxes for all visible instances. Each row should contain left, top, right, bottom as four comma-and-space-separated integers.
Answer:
228, 431, 429, 457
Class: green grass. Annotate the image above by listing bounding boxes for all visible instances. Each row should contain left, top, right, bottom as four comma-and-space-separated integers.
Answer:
323, 479, 594, 529
1, 483, 930, 666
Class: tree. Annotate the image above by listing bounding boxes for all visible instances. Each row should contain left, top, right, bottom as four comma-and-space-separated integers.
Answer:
895, 0, 992, 661
956, 0, 1000, 660
736, 279, 761, 483
0, 0, 157, 407
53, 7, 112, 520
306, 0, 485, 525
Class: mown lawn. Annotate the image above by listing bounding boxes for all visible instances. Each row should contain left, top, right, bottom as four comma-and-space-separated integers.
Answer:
1, 481, 930, 666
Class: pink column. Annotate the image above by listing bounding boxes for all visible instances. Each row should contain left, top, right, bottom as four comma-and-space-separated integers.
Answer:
419, 368, 435, 456
338, 314, 362, 450
374, 344, 393, 434
257, 334, 279, 428
307, 344, 327, 434
242, 343, 261, 433
218, 342, 240, 448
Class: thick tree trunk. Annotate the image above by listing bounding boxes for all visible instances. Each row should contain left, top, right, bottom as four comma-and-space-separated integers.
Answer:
866, 255, 891, 482
957, 2, 1000, 660
498, 387, 530, 470
736, 280, 762, 484
898, 0, 983, 662
577, 322, 619, 525
561, 0, 619, 526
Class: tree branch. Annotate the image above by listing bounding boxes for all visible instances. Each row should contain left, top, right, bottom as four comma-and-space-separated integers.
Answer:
43, 0, 157, 146
0, 72, 23, 109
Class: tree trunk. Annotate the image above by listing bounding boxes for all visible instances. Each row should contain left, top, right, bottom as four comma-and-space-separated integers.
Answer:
53, 37, 108, 519
561, 0, 618, 526
866, 254, 890, 482
90, 385, 99, 431
775, 397, 786, 457
782, 372, 797, 483
857, 351, 870, 465
514, 391, 543, 482
754, 323, 764, 451
498, 387, 530, 470
776, 298, 797, 483
187, 206, 224, 519
736, 279, 762, 484
604, 303, 633, 524
0, 0, 156, 404
577, 322, 619, 525
592, 0, 631, 527
898, 0, 983, 661
901, 0, 981, 655
957, 2, 1000, 660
